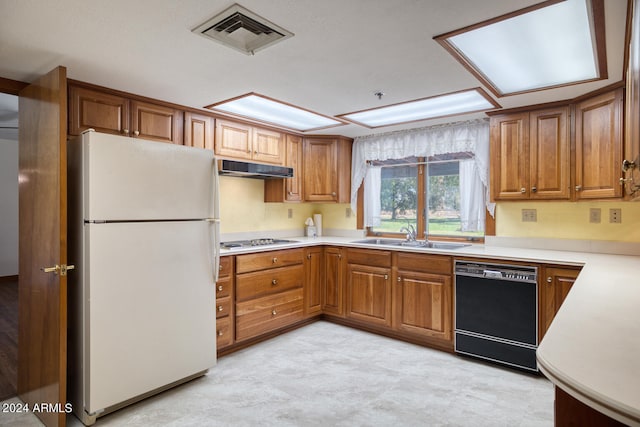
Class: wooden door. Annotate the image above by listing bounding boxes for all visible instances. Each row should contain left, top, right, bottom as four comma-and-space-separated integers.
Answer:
490, 113, 529, 200
131, 100, 183, 145
322, 247, 344, 316
214, 119, 252, 160
303, 138, 337, 202
184, 112, 214, 150
540, 266, 581, 341
304, 247, 323, 317
252, 127, 284, 165
346, 264, 392, 327
18, 66, 68, 427
529, 107, 570, 199
68, 85, 129, 136
625, 0, 640, 200
395, 271, 452, 341
575, 89, 623, 199
285, 135, 303, 201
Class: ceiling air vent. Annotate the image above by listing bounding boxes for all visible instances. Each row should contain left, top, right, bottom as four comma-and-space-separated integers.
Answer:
192, 4, 293, 55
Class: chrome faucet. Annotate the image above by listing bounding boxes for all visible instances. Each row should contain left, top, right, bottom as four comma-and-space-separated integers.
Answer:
399, 223, 417, 241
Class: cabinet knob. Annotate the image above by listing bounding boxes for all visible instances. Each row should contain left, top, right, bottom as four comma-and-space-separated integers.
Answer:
547, 276, 552, 284
271, 310, 277, 316
520, 188, 526, 194
331, 192, 337, 197
123, 129, 129, 135
217, 285, 223, 292
575, 185, 582, 192
531, 186, 537, 193
271, 279, 278, 286
217, 330, 223, 337
384, 274, 388, 280
288, 191, 293, 196
217, 305, 224, 312
219, 264, 223, 271
272, 257, 278, 264
338, 254, 342, 259
397, 277, 401, 282
133, 130, 140, 136
307, 254, 312, 260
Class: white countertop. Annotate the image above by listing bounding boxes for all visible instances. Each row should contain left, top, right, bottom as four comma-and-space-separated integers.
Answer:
220, 235, 640, 426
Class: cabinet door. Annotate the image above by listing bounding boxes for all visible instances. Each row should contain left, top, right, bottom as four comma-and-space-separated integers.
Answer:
625, 0, 640, 200
304, 247, 323, 317
69, 85, 129, 136
347, 264, 392, 327
490, 113, 530, 200
131, 100, 184, 144
303, 138, 338, 202
395, 271, 452, 342
253, 127, 284, 165
529, 107, 570, 199
184, 112, 214, 150
285, 135, 303, 201
575, 89, 623, 199
214, 119, 252, 160
540, 266, 580, 341
323, 247, 344, 316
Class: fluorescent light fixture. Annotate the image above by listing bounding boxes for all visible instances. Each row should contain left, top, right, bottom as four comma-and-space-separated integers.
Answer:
435, 0, 606, 96
337, 89, 499, 128
205, 93, 346, 132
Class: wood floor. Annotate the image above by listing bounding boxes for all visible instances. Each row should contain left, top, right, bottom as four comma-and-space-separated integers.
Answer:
0, 278, 18, 401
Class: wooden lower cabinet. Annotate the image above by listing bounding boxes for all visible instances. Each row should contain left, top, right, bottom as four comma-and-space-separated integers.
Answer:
216, 256, 235, 351
235, 288, 304, 341
540, 265, 581, 341
346, 249, 392, 328
304, 247, 323, 317
323, 247, 345, 316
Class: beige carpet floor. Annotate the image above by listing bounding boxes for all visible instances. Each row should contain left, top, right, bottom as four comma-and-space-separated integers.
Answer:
1, 321, 553, 426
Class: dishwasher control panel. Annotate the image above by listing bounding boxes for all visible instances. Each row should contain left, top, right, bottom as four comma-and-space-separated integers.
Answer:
455, 262, 537, 283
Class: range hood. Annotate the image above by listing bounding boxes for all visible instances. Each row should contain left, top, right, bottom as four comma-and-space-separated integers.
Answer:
218, 159, 293, 179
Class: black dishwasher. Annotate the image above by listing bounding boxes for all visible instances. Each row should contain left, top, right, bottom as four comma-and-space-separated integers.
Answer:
454, 261, 538, 372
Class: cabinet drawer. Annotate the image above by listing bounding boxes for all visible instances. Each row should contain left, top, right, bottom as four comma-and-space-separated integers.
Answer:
236, 248, 304, 274
219, 256, 233, 278
216, 316, 232, 349
236, 264, 304, 301
236, 288, 304, 341
216, 276, 231, 298
395, 253, 452, 275
215, 296, 231, 319
347, 248, 392, 267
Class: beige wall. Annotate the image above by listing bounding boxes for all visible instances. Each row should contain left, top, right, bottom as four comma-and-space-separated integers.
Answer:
495, 201, 640, 242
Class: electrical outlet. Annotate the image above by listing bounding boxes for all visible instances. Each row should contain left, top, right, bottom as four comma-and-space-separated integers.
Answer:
345, 208, 351, 218
589, 208, 601, 224
609, 208, 622, 223
522, 209, 537, 222
287, 208, 293, 219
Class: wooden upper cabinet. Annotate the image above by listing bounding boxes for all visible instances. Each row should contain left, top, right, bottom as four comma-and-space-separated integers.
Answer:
264, 134, 304, 203
490, 107, 570, 201
131, 100, 183, 145
490, 112, 530, 200
69, 85, 129, 136
214, 118, 284, 165
184, 112, 214, 150
575, 88, 623, 199
529, 107, 570, 199
303, 136, 352, 203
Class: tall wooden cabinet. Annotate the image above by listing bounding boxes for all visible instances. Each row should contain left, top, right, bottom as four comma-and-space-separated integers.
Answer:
625, 0, 640, 200
303, 136, 352, 203
322, 247, 345, 317
490, 106, 570, 200
346, 249, 392, 328
539, 266, 581, 341
304, 247, 323, 317
574, 89, 623, 199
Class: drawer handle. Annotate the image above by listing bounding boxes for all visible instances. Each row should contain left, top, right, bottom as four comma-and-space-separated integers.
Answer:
217, 330, 223, 337
271, 309, 277, 316
217, 285, 223, 292
218, 305, 224, 312
272, 257, 278, 264
272, 279, 278, 286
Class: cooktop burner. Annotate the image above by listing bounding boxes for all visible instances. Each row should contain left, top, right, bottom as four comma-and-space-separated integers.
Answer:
220, 238, 298, 249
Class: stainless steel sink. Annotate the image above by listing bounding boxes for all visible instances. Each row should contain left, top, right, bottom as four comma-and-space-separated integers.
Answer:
351, 239, 470, 250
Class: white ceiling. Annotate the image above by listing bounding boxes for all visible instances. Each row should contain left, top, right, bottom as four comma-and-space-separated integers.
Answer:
0, 0, 629, 138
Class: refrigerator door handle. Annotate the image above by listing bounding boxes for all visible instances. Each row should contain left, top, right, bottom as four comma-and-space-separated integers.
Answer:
211, 156, 221, 284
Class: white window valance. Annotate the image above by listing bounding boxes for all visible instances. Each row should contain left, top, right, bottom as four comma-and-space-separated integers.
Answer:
350, 119, 495, 219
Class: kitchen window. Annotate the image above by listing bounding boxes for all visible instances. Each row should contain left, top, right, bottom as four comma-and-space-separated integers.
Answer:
351, 119, 494, 240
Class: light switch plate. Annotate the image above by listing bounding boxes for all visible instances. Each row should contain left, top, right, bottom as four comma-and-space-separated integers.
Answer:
589, 208, 601, 223
522, 209, 537, 222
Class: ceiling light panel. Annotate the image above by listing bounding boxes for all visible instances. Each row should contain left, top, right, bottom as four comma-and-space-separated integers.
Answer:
338, 89, 499, 128
435, 0, 606, 96
206, 93, 346, 132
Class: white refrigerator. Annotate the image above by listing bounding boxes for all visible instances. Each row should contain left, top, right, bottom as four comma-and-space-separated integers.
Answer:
67, 130, 220, 425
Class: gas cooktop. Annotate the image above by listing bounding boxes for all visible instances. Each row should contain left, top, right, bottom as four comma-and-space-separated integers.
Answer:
220, 238, 298, 249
